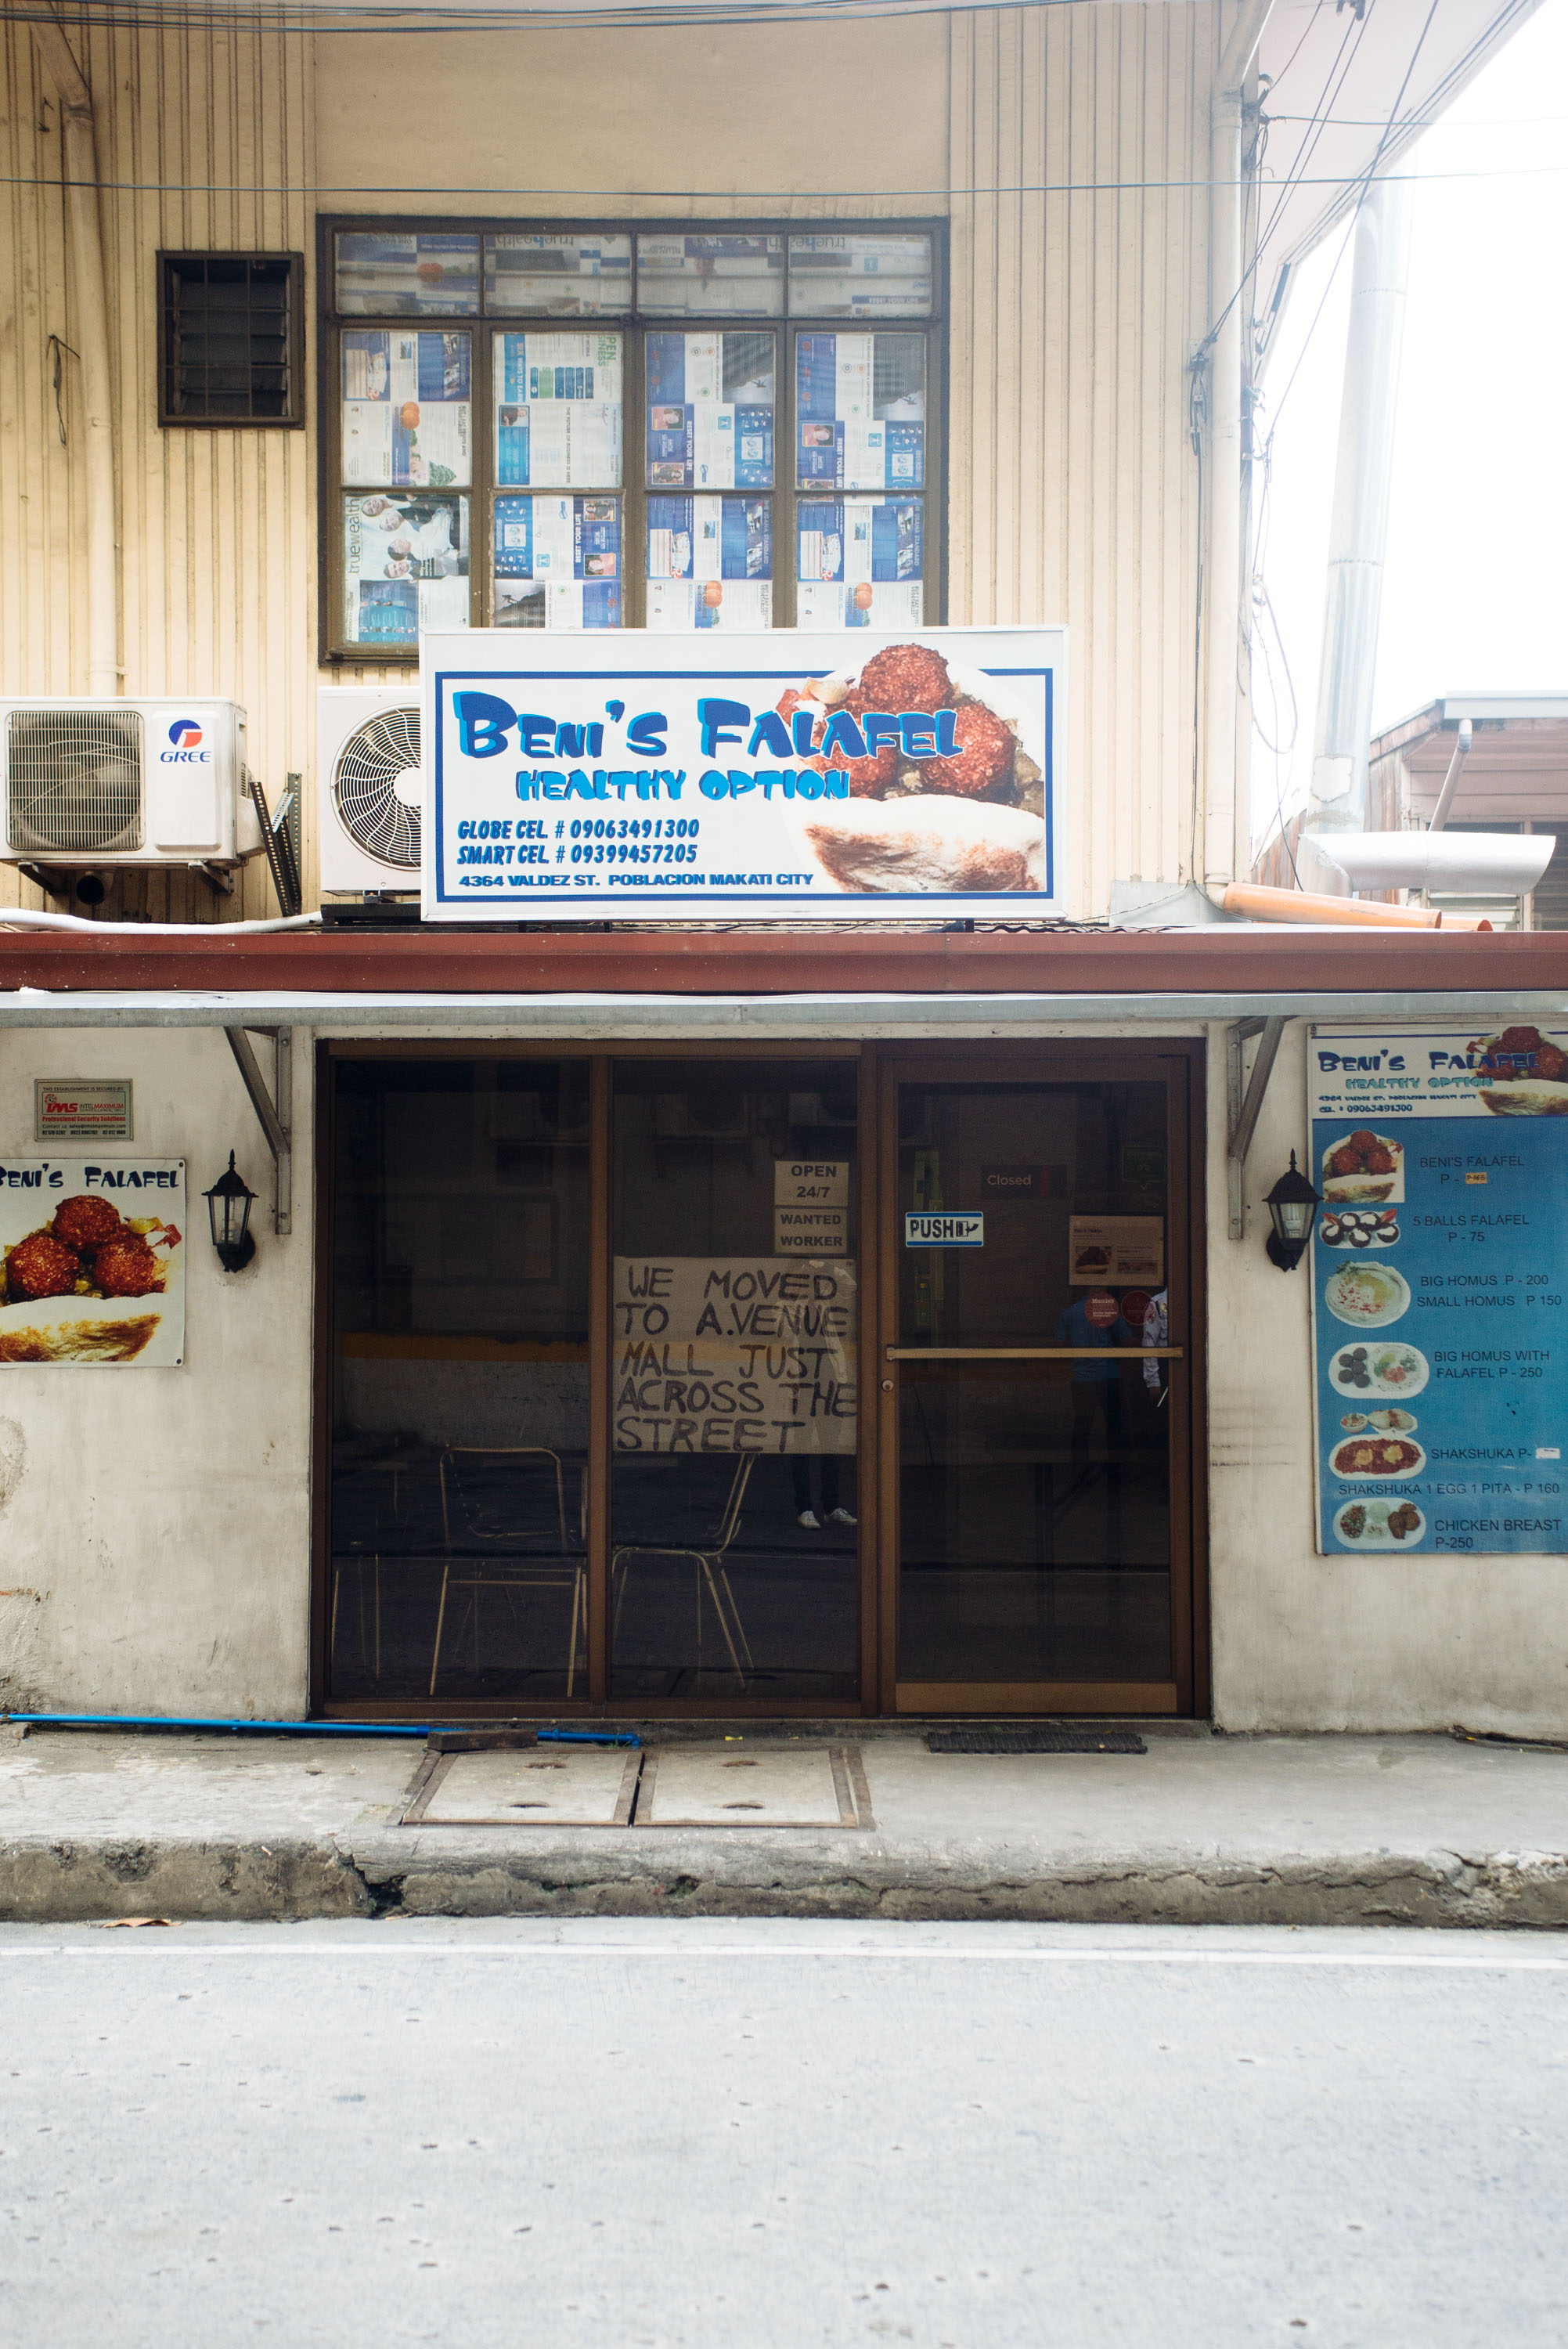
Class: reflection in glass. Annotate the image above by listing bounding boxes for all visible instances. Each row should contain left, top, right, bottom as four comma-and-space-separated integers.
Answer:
328, 1059, 591, 1703
636, 233, 784, 317
788, 233, 934, 319
335, 232, 480, 316
896, 1081, 1173, 1684
484, 233, 633, 315
611, 1060, 860, 1699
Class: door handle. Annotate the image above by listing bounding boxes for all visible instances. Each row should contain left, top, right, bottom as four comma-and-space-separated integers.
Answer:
883, 1347, 1184, 1361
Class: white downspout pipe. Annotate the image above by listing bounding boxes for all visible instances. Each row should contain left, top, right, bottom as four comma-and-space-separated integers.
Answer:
1299, 175, 1415, 892
1202, 0, 1274, 893
33, 22, 119, 696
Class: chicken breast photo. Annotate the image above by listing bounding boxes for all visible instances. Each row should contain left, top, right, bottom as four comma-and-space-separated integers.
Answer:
803, 796, 1045, 893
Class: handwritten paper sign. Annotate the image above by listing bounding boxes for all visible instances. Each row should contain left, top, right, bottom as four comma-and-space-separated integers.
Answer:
613, 1255, 856, 1453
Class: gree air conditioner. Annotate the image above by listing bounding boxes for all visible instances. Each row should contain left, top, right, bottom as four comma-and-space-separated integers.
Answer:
0, 698, 254, 866
317, 688, 423, 893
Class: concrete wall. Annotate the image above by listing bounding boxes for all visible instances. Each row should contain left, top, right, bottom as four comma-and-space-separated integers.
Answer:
1205, 1017, 1568, 1738
0, 1025, 314, 1717
1, 3, 1217, 922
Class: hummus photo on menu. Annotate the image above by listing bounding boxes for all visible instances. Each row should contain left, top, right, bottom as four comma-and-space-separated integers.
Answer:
1323, 1262, 1411, 1330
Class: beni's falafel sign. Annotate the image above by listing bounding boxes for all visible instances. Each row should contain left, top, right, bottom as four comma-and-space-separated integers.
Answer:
422, 626, 1065, 920
0, 1160, 185, 1366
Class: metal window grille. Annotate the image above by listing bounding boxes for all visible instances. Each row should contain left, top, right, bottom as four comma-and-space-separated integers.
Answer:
6, 708, 144, 853
160, 253, 304, 426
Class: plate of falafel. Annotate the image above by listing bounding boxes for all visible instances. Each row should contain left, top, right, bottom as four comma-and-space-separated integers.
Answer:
1, 1189, 182, 1363
773, 640, 1048, 894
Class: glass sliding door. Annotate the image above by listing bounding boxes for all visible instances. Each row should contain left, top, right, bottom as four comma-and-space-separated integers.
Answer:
326, 1057, 591, 1704
888, 1060, 1191, 1709
610, 1058, 862, 1699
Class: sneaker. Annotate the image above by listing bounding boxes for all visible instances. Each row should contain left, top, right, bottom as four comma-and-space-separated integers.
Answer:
827, 1507, 858, 1527
797, 1509, 820, 1530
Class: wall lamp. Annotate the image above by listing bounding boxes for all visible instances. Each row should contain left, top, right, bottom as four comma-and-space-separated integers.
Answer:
205, 1152, 258, 1273
1264, 1151, 1321, 1272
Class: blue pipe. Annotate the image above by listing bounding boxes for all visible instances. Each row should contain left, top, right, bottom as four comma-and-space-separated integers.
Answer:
5, 1712, 460, 1738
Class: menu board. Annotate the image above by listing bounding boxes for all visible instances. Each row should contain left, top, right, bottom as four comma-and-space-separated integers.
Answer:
341, 330, 470, 489
343, 492, 469, 646
796, 333, 925, 491
613, 1256, 856, 1453
646, 496, 771, 630
1310, 1026, 1568, 1556
494, 333, 622, 488
645, 331, 773, 490
493, 494, 620, 629
795, 499, 922, 628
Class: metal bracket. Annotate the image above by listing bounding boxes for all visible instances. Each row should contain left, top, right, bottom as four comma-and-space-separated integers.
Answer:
1227, 1015, 1285, 1239
223, 1027, 292, 1236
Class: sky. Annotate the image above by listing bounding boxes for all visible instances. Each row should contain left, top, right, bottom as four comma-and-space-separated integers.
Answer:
1249, 0, 1568, 845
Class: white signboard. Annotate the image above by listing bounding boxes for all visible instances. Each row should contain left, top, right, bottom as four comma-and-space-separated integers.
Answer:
0, 1159, 186, 1365
423, 626, 1065, 922
613, 1256, 856, 1454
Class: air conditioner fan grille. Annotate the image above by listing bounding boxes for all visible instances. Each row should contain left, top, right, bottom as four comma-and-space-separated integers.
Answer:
333, 707, 421, 870
6, 708, 145, 855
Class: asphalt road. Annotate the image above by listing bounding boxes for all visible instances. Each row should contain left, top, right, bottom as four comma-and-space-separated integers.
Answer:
3, 1918, 1565, 2347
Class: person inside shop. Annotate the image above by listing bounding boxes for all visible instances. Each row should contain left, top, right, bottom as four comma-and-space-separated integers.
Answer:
1054, 1287, 1136, 1469
792, 1452, 857, 1532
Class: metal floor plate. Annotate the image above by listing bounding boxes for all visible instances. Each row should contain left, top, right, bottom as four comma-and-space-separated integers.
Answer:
636, 1743, 871, 1829
402, 1745, 640, 1826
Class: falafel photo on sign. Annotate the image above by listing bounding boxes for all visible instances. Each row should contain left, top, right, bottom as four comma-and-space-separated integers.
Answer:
0, 1161, 186, 1365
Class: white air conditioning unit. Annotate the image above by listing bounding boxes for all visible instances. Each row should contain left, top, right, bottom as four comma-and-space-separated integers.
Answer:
318, 688, 423, 893
0, 698, 251, 866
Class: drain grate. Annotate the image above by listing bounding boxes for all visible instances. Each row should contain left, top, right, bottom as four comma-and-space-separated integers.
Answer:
927, 1726, 1148, 1755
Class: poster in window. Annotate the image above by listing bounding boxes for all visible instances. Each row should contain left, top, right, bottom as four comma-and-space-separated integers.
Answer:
646, 496, 772, 630
645, 332, 773, 490
795, 333, 925, 491
341, 330, 470, 489
343, 493, 469, 646
334, 232, 480, 316
492, 494, 621, 630
493, 333, 622, 489
795, 499, 922, 628
612, 1256, 856, 1453
0, 1160, 186, 1366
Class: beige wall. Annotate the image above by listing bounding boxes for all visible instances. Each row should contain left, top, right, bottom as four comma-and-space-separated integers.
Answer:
1, 4, 1217, 924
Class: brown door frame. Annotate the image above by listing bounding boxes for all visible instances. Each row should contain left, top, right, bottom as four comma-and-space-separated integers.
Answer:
871, 1040, 1208, 1719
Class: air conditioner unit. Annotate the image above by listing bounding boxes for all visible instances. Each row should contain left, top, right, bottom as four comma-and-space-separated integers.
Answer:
0, 698, 251, 866
318, 688, 423, 893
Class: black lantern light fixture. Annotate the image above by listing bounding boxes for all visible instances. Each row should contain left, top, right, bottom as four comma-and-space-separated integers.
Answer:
1264, 1149, 1321, 1272
205, 1151, 258, 1272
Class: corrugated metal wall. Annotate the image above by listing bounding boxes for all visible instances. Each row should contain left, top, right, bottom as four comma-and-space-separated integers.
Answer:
0, 3, 1213, 923
0, 9, 316, 919
949, 2, 1209, 915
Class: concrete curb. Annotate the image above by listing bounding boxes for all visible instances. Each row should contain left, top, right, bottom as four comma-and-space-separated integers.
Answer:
4, 1830, 1568, 1928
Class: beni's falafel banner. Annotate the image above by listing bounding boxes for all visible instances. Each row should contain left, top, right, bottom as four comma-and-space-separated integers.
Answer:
422, 626, 1065, 920
0, 1160, 185, 1366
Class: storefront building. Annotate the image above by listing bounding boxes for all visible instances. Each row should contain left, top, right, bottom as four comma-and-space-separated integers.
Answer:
2, 924, 1566, 1737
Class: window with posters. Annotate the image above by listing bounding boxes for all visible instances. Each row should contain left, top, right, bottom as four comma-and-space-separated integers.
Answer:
321, 220, 943, 655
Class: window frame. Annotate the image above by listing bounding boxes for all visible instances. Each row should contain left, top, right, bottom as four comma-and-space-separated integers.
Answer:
316, 214, 946, 666
158, 250, 306, 430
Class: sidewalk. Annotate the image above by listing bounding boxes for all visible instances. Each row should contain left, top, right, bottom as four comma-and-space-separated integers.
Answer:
2, 1723, 1565, 1928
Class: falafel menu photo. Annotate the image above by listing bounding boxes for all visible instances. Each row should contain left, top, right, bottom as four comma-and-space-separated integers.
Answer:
1309, 1030, 1568, 1558
421, 625, 1065, 922
0, 1161, 185, 1366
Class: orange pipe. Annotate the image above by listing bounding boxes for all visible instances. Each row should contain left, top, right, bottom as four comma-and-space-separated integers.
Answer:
1224, 882, 1492, 930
